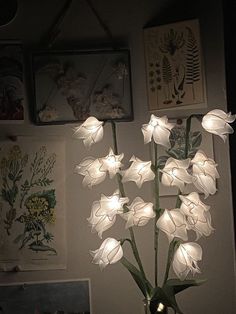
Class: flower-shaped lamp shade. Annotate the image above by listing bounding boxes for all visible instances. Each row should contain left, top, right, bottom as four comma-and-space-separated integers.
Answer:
88, 190, 129, 238
122, 156, 155, 188
186, 212, 214, 239
202, 109, 235, 141
161, 158, 193, 192
179, 192, 210, 217
191, 150, 219, 178
122, 197, 155, 228
172, 242, 202, 280
90, 238, 123, 270
191, 151, 219, 198
156, 209, 188, 242
75, 157, 106, 188
74, 116, 104, 148
142, 114, 175, 148
99, 148, 124, 178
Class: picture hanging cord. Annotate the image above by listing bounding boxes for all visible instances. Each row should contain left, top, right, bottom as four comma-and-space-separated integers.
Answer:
41, 0, 116, 49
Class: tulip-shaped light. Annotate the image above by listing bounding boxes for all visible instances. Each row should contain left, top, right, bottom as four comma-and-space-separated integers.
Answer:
75, 157, 106, 188
142, 114, 175, 148
122, 156, 155, 188
173, 242, 202, 280
90, 238, 123, 270
191, 150, 219, 198
202, 109, 235, 141
156, 209, 188, 241
100, 148, 124, 178
74, 116, 104, 147
161, 158, 193, 192
179, 192, 210, 217
122, 197, 155, 228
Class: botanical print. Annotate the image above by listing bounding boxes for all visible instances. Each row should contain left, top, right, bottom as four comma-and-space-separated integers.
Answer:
0, 139, 66, 270
156, 118, 214, 196
0, 280, 90, 314
144, 19, 206, 110
32, 50, 132, 124
0, 43, 24, 121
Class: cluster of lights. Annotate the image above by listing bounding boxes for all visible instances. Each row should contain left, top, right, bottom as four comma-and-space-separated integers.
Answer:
74, 109, 235, 309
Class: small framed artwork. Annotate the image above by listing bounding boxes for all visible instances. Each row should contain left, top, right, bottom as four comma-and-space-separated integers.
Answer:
143, 19, 206, 111
31, 49, 133, 124
0, 279, 91, 313
0, 41, 24, 122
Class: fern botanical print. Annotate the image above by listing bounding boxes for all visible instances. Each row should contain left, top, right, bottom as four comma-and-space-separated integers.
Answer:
144, 19, 206, 110
0, 139, 66, 270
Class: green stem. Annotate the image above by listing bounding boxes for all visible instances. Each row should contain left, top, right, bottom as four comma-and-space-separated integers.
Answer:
154, 142, 160, 287
110, 120, 147, 281
163, 239, 179, 285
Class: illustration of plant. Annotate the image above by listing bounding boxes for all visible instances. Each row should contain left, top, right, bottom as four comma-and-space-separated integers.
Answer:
159, 28, 185, 56
148, 59, 162, 106
162, 56, 173, 104
0, 145, 57, 254
185, 27, 200, 100
172, 64, 186, 105
0, 145, 28, 234
167, 124, 202, 160
15, 189, 56, 254
20, 146, 56, 208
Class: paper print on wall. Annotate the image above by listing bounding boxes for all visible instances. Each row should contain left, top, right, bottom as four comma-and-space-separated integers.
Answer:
0, 279, 90, 314
144, 19, 206, 111
153, 117, 214, 196
0, 42, 24, 122
0, 138, 66, 270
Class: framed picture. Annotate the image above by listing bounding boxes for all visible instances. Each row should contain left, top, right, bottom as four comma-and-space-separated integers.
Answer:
31, 49, 133, 124
0, 137, 66, 271
0, 279, 91, 313
0, 41, 24, 122
143, 19, 206, 111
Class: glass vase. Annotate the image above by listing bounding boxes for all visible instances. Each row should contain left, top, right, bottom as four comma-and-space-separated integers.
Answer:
143, 299, 168, 314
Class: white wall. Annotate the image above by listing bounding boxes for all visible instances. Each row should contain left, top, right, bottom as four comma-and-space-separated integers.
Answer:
0, 0, 235, 313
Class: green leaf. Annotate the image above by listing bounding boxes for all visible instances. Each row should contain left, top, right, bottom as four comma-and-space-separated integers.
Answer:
121, 257, 153, 298
191, 131, 202, 149
165, 278, 207, 294
150, 286, 183, 314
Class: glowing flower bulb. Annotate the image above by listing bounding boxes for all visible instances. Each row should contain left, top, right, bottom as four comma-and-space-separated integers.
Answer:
122, 197, 155, 228
173, 242, 202, 280
122, 156, 155, 188
142, 114, 175, 148
100, 148, 124, 178
156, 209, 188, 241
88, 190, 129, 238
202, 109, 235, 141
74, 116, 104, 148
191, 150, 219, 198
161, 158, 193, 192
75, 157, 106, 188
179, 192, 210, 217
90, 238, 123, 270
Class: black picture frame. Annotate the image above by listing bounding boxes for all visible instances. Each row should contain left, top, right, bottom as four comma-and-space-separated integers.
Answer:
30, 49, 133, 125
0, 41, 24, 123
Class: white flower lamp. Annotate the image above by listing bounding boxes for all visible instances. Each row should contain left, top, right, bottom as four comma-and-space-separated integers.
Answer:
202, 109, 235, 141
122, 197, 155, 228
173, 242, 202, 280
156, 209, 188, 241
74, 116, 104, 148
90, 238, 123, 270
122, 156, 155, 188
100, 148, 124, 178
161, 158, 193, 192
142, 114, 175, 148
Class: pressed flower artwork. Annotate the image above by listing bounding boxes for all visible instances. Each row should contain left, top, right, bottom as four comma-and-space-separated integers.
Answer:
143, 19, 206, 110
31, 49, 133, 124
0, 138, 66, 270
